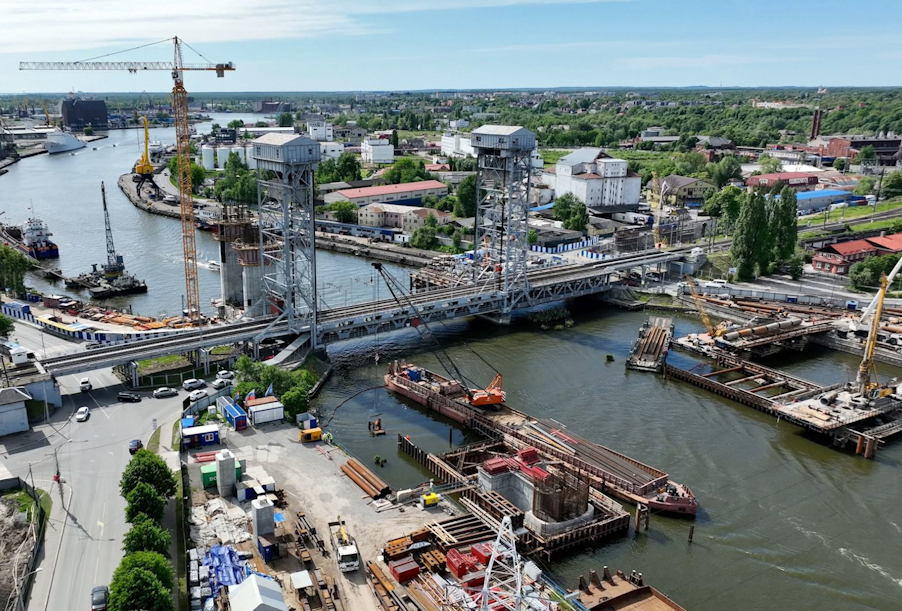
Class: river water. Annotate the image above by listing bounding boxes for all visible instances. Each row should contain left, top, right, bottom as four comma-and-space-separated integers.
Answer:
3, 118, 901, 610
0, 114, 410, 316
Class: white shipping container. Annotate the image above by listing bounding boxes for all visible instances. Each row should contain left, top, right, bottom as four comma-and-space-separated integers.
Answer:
249, 402, 284, 425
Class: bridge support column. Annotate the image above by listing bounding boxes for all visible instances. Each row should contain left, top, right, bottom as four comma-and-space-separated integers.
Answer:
128, 361, 139, 388
252, 340, 260, 361
200, 348, 211, 375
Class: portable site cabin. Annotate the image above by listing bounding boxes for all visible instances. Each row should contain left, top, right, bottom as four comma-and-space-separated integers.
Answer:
228, 573, 288, 611
181, 423, 221, 449
248, 401, 284, 426
218, 397, 248, 430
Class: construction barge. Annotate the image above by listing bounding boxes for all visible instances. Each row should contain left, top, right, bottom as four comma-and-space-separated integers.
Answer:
626, 316, 673, 372
386, 361, 697, 516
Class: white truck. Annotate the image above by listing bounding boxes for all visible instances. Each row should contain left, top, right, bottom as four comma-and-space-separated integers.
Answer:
328, 516, 360, 572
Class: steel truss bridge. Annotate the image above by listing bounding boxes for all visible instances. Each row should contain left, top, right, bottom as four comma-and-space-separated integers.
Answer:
37, 249, 684, 377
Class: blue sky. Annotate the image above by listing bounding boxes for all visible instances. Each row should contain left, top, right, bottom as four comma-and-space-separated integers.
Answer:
3, 0, 902, 93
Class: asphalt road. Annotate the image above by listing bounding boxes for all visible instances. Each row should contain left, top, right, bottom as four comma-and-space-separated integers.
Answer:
0, 361, 184, 610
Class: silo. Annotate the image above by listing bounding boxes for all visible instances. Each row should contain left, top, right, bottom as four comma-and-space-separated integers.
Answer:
201, 145, 215, 171
245, 144, 257, 169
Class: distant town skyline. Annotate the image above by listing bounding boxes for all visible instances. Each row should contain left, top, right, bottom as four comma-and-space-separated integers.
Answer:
2, 0, 902, 93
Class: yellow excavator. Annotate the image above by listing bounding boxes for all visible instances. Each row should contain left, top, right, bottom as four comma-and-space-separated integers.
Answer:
133, 116, 158, 195
857, 274, 894, 399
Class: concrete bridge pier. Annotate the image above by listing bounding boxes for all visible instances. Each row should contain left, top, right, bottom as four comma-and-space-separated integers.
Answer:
128, 361, 139, 387
199, 348, 211, 375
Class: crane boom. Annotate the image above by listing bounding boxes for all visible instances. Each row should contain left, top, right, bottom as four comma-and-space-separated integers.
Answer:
135, 116, 154, 175
684, 275, 715, 336
857, 274, 888, 396
21, 37, 234, 322
100, 182, 123, 277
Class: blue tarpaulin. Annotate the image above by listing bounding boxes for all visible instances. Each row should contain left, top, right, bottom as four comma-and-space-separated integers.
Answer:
203, 545, 246, 598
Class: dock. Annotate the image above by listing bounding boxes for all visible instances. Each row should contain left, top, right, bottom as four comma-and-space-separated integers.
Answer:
627, 316, 673, 372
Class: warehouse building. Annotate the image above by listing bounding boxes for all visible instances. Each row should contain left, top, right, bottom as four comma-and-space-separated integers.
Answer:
61, 98, 109, 130
542, 148, 642, 210
324, 180, 448, 207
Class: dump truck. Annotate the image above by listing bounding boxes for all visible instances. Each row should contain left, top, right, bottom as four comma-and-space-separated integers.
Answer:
328, 516, 360, 572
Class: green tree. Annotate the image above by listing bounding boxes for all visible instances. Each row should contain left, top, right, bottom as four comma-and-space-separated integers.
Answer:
857, 145, 877, 163
882, 172, 902, 198
114, 552, 173, 590
190, 163, 206, 193
281, 375, 315, 421
553, 193, 578, 223
437, 195, 457, 213
707, 156, 742, 188
422, 195, 439, 209
833, 158, 847, 171
331, 201, 358, 224
452, 230, 462, 249
122, 516, 172, 556
410, 225, 438, 250
854, 176, 876, 196
773, 186, 798, 261
335, 153, 362, 182
0, 314, 13, 338
382, 158, 430, 185
227, 119, 245, 129
702, 185, 743, 232
278, 113, 294, 128
83, 125, 94, 136
125, 482, 166, 524
758, 154, 782, 174
731, 191, 769, 280
120, 450, 177, 499
390, 130, 399, 148
565, 203, 589, 232
425, 212, 438, 229
454, 175, 478, 217
528, 229, 538, 245
109, 567, 173, 611
0, 246, 31, 293
787, 253, 805, 281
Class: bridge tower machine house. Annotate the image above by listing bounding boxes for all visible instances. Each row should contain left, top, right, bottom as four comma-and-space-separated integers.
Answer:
252, 134, 322, 342
471, 125, 536, 311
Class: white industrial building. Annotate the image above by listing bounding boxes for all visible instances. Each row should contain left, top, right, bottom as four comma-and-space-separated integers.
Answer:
542, 148, 641, 209
307, 120, 333, 142
0, 387, 30, 437
442, 131, 543, 168
319, 142, 343, 161
361, 138, 394, 164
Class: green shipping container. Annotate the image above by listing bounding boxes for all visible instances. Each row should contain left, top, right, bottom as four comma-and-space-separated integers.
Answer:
200, 463, 243, 488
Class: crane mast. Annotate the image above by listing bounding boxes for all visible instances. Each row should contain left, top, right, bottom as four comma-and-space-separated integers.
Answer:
20, 37, 234, 322
857, 274, 888, 396
101, 182, 124, 277
684, 275, 716, 336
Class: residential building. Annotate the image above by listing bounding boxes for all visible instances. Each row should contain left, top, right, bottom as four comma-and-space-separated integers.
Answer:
358, 203, 452, 232
450, 119, 470, 129
324, 180, 448, 206
402, 208, 452, 233
746, 172, 819, 191
361, 138, 395, 164
307, 120, 333, 142
425, 163, 450, 172
0, 387, 31, 437
648, 175, 716, 208
542, 148, 642, 210
61, 98, 109, 129
812, 232, 902, 274
319, 142, 343, 161
332, 125, 368, 142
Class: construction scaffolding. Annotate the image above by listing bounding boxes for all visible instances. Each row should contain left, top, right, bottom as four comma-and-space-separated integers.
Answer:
532, 469, 589, 524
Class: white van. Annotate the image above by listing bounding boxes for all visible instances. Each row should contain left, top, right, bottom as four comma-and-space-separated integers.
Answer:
79, 377, 92, 392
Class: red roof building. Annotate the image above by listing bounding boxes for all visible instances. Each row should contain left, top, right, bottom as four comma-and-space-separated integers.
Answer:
813, 232, 902, 275
323, 180, 448, 206
746, 172, 819, 191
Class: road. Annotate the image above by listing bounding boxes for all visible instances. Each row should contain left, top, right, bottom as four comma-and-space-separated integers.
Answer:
0, 355, 183, 610
9, 320, 88, 359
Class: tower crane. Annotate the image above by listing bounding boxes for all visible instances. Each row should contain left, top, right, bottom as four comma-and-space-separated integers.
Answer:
21, 37, 234, 322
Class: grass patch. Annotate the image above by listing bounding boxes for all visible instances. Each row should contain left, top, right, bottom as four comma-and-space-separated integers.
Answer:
24, 399, 48, 421
210, 346, 235, 356
798, 198, 902, 225
147, 426, 162, 454
171, 420, 181, 450
138, 354, 191, 376
638, 293, 674, 306
395, 129, 443, 142
538, 149, 570, 167
2, 488, 51, 527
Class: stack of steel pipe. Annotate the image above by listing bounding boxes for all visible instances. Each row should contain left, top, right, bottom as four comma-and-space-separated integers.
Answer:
342, 458, 391, 499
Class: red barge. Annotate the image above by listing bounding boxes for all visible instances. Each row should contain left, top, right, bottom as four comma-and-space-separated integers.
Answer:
386, 360, 697, 516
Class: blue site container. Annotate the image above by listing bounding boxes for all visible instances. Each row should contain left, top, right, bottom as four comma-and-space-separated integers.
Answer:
257, 536, 275, 562
786, 296, 798, 304
846, 300, 858, 311
407, 368, 421, 382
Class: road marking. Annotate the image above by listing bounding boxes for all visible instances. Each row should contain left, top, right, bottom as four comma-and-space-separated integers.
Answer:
97, 520, 104, 529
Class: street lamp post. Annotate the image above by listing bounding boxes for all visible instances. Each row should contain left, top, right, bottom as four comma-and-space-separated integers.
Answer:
15, 567, 43, 611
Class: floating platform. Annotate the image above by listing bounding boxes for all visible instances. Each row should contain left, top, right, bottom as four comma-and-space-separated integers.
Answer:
627, 316, 673, 372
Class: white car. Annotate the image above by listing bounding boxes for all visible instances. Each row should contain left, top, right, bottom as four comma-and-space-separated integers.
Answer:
216, 370, 235, 380
153, 387, 178, 399
75, 406, 90, 422
702, 279, 728, 289
79, 377, 92, 392
211, 378, 231, 390
182, 379, 204, 391
189, 389, 208, 402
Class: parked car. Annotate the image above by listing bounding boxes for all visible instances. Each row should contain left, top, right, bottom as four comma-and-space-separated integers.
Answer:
75, 406, 90, 422
91, 585, 109, 611
153, 387, 178, 399
128, 439, 143, 454
85, 342, 104, 351
189, 389, 208, 402
117, 392, 141, 403
216, 370, 235, 380
182, 378, 204, 391
211, 378, 231, 390
79, 377, 92, 392
702, 279, 728, 289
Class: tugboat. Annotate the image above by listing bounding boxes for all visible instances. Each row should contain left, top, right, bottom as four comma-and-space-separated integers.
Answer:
0, 217, 59, 259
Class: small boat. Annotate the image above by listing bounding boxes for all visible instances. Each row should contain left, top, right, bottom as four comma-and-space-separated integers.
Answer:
206, 260, 221, 272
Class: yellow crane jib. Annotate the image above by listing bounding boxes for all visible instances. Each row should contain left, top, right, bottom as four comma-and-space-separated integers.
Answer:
135, 116, 154, 176
21, 37, 235, 323
684, 275, 717, 337
857, 274, 890, 397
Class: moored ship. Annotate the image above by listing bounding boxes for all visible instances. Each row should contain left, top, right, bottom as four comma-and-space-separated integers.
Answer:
44, 129, 86, 154
386, 360, 697, 516
0, 218, 59, 259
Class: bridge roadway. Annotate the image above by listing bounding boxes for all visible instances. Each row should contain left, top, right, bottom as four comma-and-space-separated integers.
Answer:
39, 249, 685, 376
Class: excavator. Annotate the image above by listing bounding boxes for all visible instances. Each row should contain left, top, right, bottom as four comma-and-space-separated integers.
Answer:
372, 262, 506, 408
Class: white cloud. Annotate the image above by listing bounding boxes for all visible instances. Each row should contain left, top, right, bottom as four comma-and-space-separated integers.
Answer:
1, 0, 632, 54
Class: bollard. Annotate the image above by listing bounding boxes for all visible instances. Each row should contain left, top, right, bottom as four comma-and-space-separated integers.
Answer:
449, 427, 453, 447
855, 435, 864, 455
688, 525, 695, 543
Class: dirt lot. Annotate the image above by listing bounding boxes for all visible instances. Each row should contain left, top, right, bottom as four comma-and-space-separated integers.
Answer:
187, 422, 449, 611
0, 496, 37, 611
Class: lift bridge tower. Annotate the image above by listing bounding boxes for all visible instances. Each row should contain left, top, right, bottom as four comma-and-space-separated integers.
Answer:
251, 133, 321, 341
471, 125, 536, 311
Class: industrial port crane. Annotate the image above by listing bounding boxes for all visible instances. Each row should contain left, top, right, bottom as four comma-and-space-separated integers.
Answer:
372, 262, 506, 407
21, 38, 234, 322
683, 275, 725, 337
100, 182, 124, 278
133, 116, 156, 194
